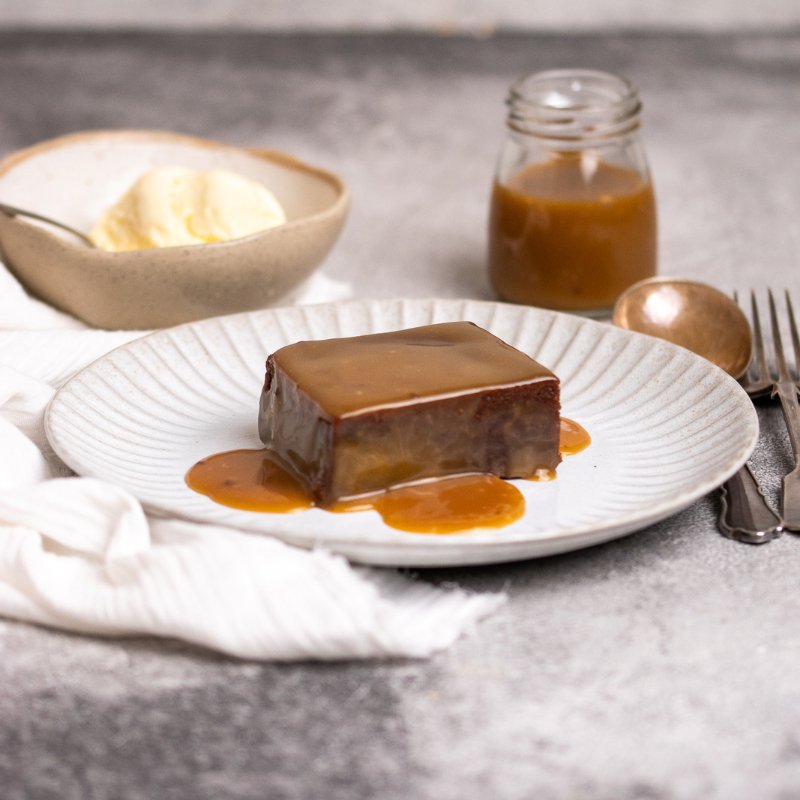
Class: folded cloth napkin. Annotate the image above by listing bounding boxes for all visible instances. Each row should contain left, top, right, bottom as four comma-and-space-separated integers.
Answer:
0, 267, 504, 660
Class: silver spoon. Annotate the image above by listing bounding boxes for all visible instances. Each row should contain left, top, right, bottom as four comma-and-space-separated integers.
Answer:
0, 202, 96, 247
613, 277, 782, 544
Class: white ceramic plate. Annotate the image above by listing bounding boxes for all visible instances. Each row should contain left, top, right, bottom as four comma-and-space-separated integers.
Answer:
45, 299, 758, 567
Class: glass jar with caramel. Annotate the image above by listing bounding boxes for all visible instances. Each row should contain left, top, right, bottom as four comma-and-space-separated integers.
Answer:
488, 69, 657, 315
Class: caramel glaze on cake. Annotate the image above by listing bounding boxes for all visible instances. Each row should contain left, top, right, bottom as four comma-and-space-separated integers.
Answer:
257, 321, 561, 506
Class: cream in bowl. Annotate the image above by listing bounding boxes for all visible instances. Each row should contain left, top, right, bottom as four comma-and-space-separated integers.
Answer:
0, 130, 349, 329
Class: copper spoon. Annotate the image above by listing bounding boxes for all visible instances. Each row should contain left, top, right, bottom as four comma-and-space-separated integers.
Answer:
612, 277, 752, 378
612, 277, 781, 544
0, 202, 96, 247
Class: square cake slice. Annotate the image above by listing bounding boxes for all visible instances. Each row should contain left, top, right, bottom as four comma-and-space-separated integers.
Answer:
258, 321, 560, 505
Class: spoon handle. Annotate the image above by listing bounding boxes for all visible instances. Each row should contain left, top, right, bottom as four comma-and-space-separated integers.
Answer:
0, 202, 95, 247
718, 463, 782, 544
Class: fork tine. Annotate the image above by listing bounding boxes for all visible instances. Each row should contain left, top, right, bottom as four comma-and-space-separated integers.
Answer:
768, 289, 790, 381
750, 291, 769, 383
786, 290, 800, 381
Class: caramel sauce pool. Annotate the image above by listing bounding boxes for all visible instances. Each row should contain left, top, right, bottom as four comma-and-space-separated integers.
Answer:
187, 450, 313, 513
560, 417, 591, 455
186, 418, 590, 534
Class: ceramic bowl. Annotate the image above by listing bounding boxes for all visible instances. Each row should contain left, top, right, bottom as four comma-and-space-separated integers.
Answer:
0, 130, 349, 329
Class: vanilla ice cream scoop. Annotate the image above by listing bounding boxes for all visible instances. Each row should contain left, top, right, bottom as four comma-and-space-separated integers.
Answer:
90, 166, 287, 252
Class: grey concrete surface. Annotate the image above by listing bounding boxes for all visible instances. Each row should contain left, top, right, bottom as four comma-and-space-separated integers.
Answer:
1, 31, 800, 800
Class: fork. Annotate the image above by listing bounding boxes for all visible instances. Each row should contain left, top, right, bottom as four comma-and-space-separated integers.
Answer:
767, 289, 800, 529
718, 291, 785, 543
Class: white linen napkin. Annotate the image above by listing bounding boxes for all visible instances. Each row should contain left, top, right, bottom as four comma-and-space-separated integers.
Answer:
0, 266, 504, 660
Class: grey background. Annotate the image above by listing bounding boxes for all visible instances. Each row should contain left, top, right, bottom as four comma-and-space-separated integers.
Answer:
1, 16, 800, 800
2, 0, 800, 31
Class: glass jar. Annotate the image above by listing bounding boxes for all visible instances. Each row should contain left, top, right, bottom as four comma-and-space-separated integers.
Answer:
488, 69, 657, 315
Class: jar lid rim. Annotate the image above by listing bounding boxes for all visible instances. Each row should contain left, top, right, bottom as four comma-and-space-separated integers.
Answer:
509, 69, 639, 109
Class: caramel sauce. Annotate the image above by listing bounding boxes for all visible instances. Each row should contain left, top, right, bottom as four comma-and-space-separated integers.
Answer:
273, 321, 555, 418
185, 418, 589, 534
524, 418, 591, 482
489, 156, 656, 311
187, 449, 312, 513
333, 474, 525, 534
560, 417, 591, 455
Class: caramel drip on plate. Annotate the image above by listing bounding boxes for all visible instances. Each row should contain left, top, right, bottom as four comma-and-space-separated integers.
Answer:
186, 449, 312, 513
331, 474, 525, 534
527, 418, 592, 482
560, 417, 591, 455
185, 417, 590, 534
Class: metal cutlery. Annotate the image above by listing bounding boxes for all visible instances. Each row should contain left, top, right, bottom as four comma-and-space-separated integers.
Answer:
766, 290, 800, 529
719, 289, 800, 541
0, 202, 96, 247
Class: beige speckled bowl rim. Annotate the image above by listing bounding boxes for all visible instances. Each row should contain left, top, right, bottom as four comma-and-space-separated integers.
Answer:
0, 128, 350, 254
